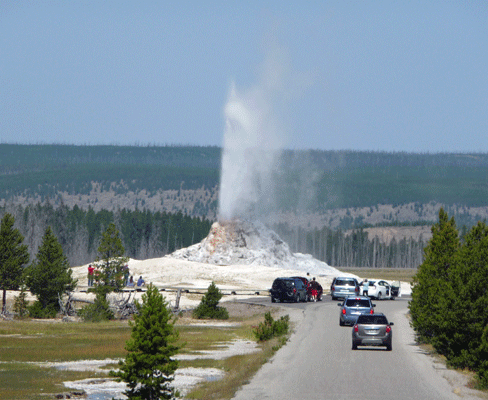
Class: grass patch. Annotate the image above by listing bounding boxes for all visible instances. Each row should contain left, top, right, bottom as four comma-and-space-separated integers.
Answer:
184, 338, 284, 400
0, 362, 103, 400
339, 267, 417, 283
0, 320, 131, 362
0, 303, 284, 399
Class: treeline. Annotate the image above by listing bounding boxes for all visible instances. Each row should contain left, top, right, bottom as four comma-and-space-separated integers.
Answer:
0, 201, 428, 269
410, 209, 488, 388
0, 204, 213, 266
274, 224, 426, 268
3, 144, 488, 215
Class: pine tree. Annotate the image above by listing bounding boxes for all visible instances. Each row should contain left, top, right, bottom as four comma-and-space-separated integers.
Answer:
82, 222, 128, 321
409, 208, 459, 343
0, 213, 29, 314
193, 281, 229, 319
445, 222, 488, 376
13, 283, 29, 319
94, 222, 128, 293
25, 226, 77, 317
111, 284, 179, 399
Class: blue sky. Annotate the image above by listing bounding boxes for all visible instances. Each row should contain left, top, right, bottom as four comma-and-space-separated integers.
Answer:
1, 1, 487, 152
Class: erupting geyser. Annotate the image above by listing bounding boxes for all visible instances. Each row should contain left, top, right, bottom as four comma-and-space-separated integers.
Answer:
218, 83, 282, 222
169, 47, 339, 277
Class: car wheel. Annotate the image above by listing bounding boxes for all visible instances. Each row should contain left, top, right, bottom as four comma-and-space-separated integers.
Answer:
352, 342, 358, 350
340, 319, 345, 326
386, 343, 392, 351
377, 291, 383, 300
271, 297, 276, 303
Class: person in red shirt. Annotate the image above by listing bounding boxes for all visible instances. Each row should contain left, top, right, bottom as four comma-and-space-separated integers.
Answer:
87, 264, 95, 287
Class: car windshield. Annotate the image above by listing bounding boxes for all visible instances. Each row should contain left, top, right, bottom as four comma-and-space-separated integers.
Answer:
335, 279, 355, 286
357, 315, 388, 325
345, 299, 371, 307
273, 279, 293, 289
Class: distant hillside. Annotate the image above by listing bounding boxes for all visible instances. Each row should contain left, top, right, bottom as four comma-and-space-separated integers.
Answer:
2, 144, 488, 232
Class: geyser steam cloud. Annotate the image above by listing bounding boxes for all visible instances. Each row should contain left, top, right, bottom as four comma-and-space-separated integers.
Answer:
218, 48, 288, 221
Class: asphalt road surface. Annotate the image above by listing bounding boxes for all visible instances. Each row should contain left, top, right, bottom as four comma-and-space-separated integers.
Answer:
232, 297, 483, 400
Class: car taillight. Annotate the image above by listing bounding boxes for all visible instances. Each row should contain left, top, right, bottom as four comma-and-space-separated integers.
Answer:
342, 309, 346, 315
355, 287, 359, 294
331, 285, 335, 291
293, 288, 297, 293
370, 309, 374, 314
386, 325, 391, 333
354, 325, 358, 332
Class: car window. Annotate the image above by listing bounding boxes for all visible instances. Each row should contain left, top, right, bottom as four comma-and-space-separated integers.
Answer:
345, 299, 371, 307
357, 315, 388, 324
335, 279, 355, 286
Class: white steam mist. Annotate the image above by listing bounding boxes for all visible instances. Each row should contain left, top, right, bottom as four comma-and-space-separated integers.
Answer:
218, 74, 285, 221
218, 43, 316, 222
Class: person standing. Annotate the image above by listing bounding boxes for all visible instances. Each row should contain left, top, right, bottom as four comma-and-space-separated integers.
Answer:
123, 265, 130, 285
310, 277, 319, 302
87, 264, 95, 287
362, 279, 369, 297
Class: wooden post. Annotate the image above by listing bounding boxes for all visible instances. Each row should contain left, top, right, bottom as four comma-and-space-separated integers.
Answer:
174, 288, 181, 311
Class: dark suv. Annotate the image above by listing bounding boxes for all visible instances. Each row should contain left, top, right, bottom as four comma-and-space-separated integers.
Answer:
270, 277, 308, 303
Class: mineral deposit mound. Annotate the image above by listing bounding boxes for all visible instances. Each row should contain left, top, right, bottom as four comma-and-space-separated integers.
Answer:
169, 219, 341, 277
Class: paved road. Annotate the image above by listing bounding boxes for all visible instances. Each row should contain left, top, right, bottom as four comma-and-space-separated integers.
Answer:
232, 297, 482, 400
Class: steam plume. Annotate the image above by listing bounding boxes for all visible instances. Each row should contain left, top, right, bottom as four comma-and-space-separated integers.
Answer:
218, 47, 289, 221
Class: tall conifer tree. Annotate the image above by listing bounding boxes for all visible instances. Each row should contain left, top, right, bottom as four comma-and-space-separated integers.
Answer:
0, 213, 29, 314
25, 226, 77, 315
445, 222, 488, 375
409, 208, 459, 343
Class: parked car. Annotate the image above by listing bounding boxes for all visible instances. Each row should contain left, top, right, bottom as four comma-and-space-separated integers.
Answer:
360, 279, 392, 300
338, 296, 376, 326
330, 277, 360, 300
352, 313, 394, 351
270, 277, 308, 303
291, 276, 323, 301
390, 281, 401, 297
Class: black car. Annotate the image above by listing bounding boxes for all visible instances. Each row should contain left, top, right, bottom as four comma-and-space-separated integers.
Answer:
270, 277, 308, 303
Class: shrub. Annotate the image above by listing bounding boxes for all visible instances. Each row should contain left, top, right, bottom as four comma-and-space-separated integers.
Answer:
78, 293, 114, 322
253, 312, 290, 342
193, 282, 229, 320
13, 284, 29, 319
28, 301, 57, 319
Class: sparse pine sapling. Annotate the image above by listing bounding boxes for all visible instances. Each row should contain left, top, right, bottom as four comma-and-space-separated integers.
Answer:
193, 281, 229, 319
111, 284, 180, 399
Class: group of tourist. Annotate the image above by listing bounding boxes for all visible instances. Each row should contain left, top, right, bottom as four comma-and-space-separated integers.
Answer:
87, 264, 145, 288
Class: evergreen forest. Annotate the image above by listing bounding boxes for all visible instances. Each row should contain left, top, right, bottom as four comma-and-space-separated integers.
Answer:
2, 144, 488, 214
0, 204, 212, 266
0, 203, 425, 268
2, 144, 488, 268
